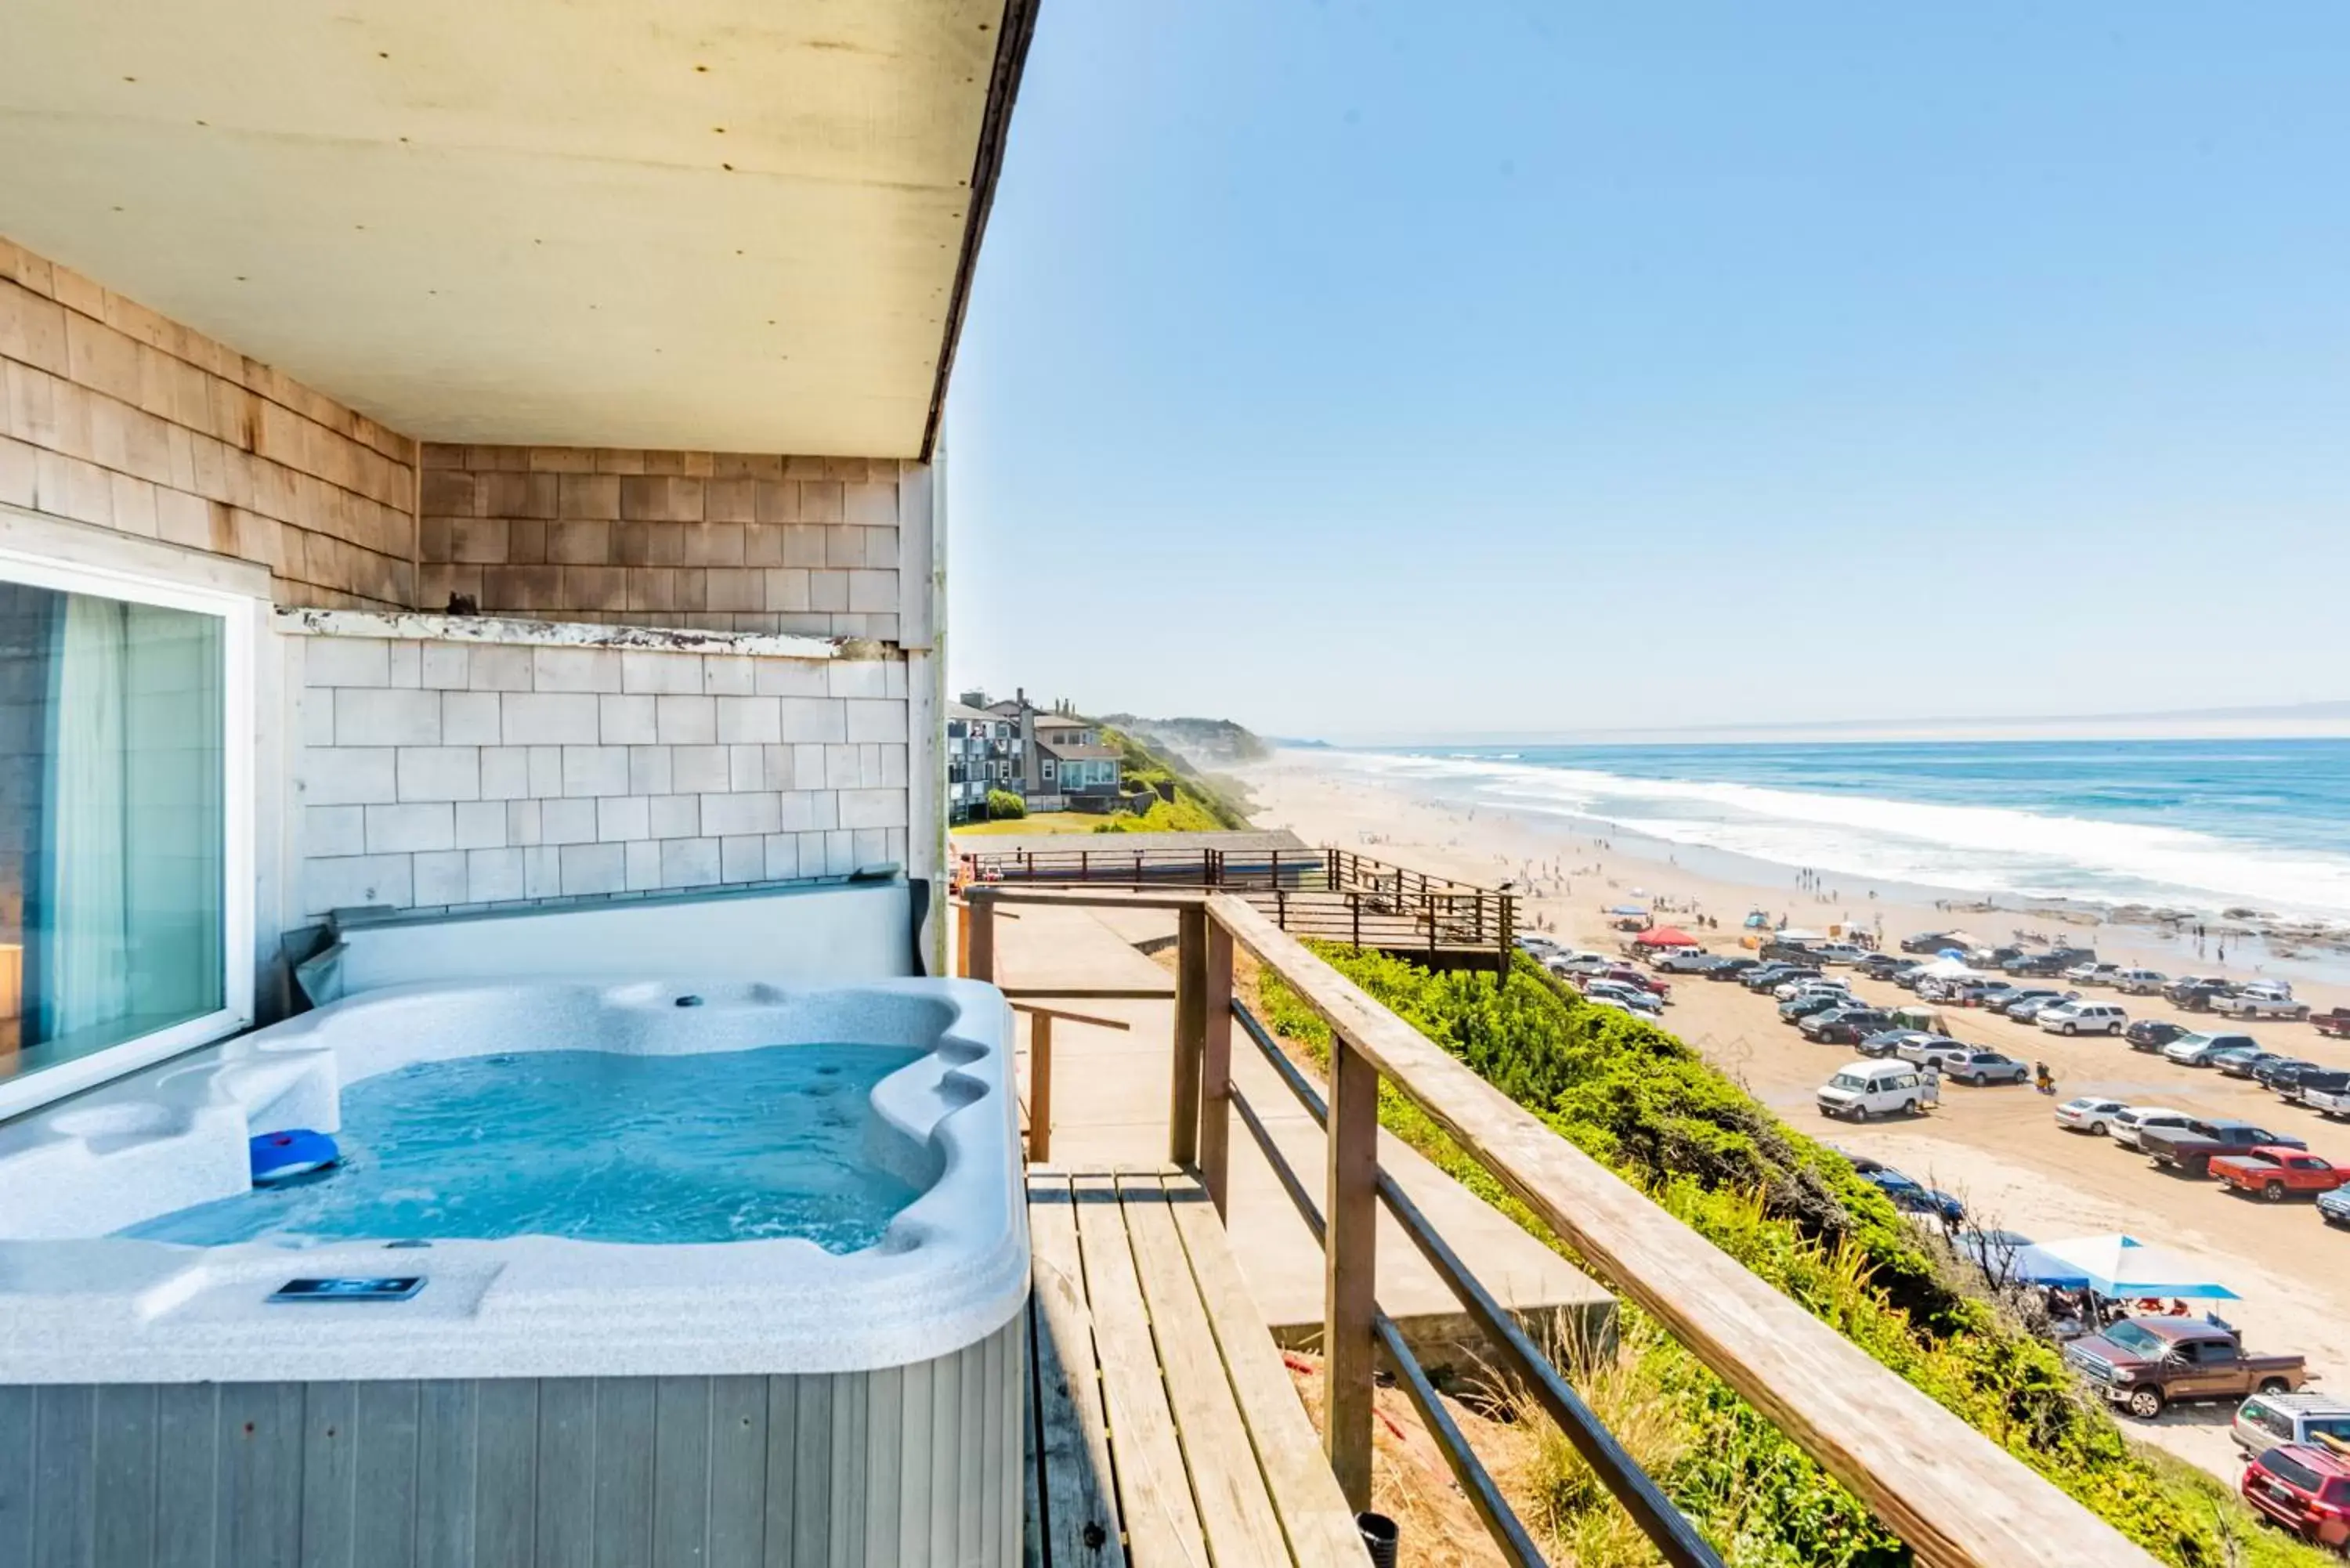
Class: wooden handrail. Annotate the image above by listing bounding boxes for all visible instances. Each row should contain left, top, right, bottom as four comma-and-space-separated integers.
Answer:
1008, 1001, 1130, 1164
1202, 894, 2156, 1568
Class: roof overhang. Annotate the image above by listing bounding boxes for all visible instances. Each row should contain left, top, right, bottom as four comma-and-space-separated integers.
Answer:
0, 0, 1036, 457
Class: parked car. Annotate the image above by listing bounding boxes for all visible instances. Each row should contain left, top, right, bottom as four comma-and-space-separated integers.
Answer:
2312, 1007, 2350, 1039
2211, 1148, 2350, 1202
1855, 952, 1913, 979
1901, 930, 1962, 954
2214, 1049, 2287, 1080
2300, 1076, 2350, 1121
1618, 967, 1672, 996
2113, 968, 2169, 995
1858, 1166, 1965, 1222
1743, 964, 1813, 992
2008, 947, 2096, 977
2256, 1058, 2326, 1093
2109, 1107, 2194, 1151
2142, 1118, 2308, 1176
2037, 1001, 2127, 1036
1946, 1049, 2029, 1086
2124, 1019, 2189, 1052
1799, 1007, 1894, 1045
1585, 980, 1664, 1017
2240, 1444, 2350, 1552
1809, 941, 1871, 966
2168, 979, 2235, 1013
2001, 990, 2071, 1021
2064, 1317, 2305, 1418
1817, 1060, 1936, 1122
1892, 964, 1935, 992
1780, 992, 1849, 1024
2320, 1187, 2350, 1229
1856, 1028, 1933, 1059
2065, 961, 2125, 986
1704, 956, 1762, 981
1893, 1034, 1970, 1068
2214, 989, 2312, 1022
2163, 974, 2230, 1004
1650, 949, 1724, 975
2283, 1069, 2350, 1108
2163, 1031, 2262, 1068
2055, 1096, 2130, 1135
1767, 973, 1842, 1001
2234, 1392, 2350, 1459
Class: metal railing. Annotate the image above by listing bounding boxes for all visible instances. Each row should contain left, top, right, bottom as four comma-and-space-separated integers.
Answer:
963, 885, 2163, 1568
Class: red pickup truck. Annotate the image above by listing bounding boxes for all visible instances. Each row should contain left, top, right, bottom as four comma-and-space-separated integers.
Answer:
2210, 1147, 2350, 1202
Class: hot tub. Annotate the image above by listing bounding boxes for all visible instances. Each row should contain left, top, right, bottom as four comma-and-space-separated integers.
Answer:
0, 975, 1025, 1567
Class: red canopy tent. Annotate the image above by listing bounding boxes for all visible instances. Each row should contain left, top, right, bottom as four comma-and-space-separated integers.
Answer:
1632, 926, 1700, 948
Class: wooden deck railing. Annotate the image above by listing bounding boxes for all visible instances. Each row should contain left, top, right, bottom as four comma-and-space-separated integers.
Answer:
959, 845, 1518, 972
964, 885, 2161, 1568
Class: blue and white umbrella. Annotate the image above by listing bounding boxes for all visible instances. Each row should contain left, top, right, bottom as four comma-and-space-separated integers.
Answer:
2031, 1234, 2240, 1300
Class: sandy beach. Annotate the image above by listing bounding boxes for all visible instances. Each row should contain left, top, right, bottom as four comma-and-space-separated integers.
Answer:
1240, 750, 2350, 1480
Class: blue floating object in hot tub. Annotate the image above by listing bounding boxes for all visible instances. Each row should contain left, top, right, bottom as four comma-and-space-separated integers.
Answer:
250, 1129, 339, 1184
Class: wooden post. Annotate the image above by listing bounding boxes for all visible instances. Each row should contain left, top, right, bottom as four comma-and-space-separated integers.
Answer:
1325, 1033, 1379, 1512
1029, 1011, 1054, 1162
1199, 920, 1235, 1217
954, 898, 971, 977
1170, 903, 1208, 1167
1499, 893, 1514, 983
968, 892, 997, 984
1350, 891, 1362, 952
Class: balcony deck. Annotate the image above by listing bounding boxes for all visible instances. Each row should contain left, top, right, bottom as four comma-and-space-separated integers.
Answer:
1021, 1166, 1366, 1566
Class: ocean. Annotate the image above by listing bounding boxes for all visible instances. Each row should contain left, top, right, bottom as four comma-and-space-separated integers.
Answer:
1330, 739, 2350, 923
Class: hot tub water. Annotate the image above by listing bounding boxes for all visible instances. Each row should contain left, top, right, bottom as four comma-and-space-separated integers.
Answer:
119, 1042, 927, 1252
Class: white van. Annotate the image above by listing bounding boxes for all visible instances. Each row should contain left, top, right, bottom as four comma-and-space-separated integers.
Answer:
1817, 1060, 1936, 1122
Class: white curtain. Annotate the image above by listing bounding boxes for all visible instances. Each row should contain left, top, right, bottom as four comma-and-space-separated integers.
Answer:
39, 596, 131, 1039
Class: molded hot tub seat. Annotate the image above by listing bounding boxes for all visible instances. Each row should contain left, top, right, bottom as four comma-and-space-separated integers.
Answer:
0, 977, 1029, 1568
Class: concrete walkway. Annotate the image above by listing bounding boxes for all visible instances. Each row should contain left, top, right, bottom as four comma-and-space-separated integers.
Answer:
988, 900, 1612, 1367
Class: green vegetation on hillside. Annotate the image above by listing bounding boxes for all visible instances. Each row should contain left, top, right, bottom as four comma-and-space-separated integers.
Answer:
1092, 724, 1255, 831
1097, 712, 1273, 767
1255, 948, 2316, 1567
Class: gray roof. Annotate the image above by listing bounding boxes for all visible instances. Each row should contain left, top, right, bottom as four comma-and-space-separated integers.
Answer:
947, 700, 1000, 723
1042, 739, 1122, 761
1032, 713, 1093, 731
950, 829, 1310, 858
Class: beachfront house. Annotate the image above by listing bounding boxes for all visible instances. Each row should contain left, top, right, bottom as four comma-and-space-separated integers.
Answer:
0, 6, 2164, 1566
948, 699, 1021, 822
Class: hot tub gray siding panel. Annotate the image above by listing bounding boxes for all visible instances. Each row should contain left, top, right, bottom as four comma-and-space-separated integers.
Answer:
0, 1313, 1024, 1568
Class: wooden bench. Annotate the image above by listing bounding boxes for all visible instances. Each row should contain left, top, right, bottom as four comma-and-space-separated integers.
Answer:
1023, 1167, 1367, 1566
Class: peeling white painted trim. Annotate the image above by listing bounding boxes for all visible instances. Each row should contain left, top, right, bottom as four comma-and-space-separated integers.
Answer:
273, 608, 865, 660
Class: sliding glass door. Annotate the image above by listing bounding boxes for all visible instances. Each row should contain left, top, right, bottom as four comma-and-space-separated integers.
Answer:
0, 555, 251, 1113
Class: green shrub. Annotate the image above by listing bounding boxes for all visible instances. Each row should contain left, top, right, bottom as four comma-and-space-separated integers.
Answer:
983, 788, 1026, 820
1255, 948, 2326, 1566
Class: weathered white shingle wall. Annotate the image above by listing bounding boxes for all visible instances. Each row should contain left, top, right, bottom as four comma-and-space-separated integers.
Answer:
291, 627, 908, 920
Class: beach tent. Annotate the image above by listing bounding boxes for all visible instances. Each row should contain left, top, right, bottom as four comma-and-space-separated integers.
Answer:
1964, 1235, 2095, 1289
2030, 1235, 2239, 1301
1632, 926, 1698, 948
1605, 905, 1650, 917
1776, 928, 1826, 943
1936, 947, 1970, 961
1918, 957, 1981, 980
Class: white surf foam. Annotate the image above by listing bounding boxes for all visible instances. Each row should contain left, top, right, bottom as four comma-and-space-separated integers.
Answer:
1316, 750, 2350, 919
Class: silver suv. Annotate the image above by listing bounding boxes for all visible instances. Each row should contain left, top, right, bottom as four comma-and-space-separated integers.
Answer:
2232, 1391, 2350, 1457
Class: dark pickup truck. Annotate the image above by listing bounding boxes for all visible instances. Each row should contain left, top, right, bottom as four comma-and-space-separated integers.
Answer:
2142, 1118, 2309, 1177
2064, 1317, 2308, 1419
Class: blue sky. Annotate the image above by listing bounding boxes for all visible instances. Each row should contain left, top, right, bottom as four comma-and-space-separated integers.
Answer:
945, 3, 2350, 743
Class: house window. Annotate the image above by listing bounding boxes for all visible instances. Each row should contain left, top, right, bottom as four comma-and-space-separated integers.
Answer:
0, 551, 254, 1118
